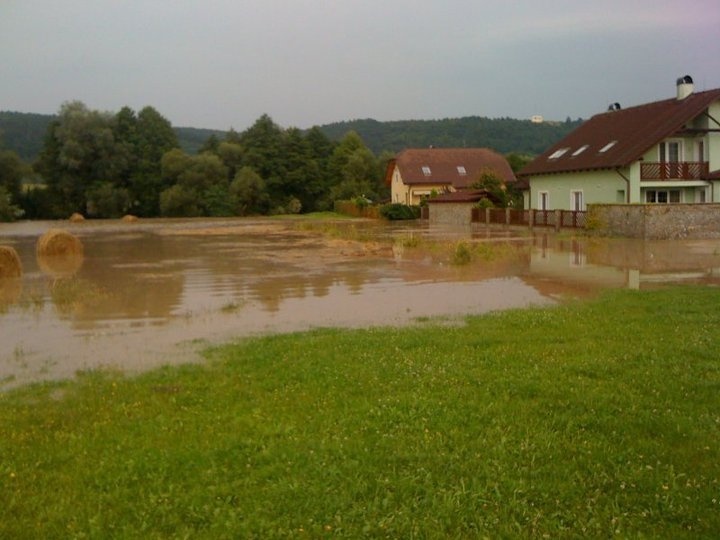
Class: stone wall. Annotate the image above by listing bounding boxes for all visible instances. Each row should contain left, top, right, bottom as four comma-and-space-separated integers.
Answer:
428, 202, 473, 226
588, 204, 720, 239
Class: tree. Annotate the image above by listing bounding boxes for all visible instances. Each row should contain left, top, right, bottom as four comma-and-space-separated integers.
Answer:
0, 149, 30, 203
0, 186, 23, 221
326, 131, 380, 203
35, 101, 120, 216
129, 106, 179, 216
229, 166, 269, 215
86, 182, 131, 218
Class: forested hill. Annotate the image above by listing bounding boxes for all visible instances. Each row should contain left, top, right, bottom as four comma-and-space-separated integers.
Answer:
317, 116, 584, 156
1, 110, 583, 162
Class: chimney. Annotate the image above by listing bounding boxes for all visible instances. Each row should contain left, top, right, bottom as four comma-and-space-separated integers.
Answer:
677, 75, 694, 100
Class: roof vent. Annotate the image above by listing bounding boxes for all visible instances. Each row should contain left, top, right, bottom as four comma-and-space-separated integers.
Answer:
607, 102, 621, 111
676, 75, 694, 100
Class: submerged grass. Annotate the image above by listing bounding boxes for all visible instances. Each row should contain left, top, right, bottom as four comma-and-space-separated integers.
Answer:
2, 287, 720, 537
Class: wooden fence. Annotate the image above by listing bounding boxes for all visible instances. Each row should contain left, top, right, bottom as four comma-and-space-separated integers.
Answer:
469, 208, 587, 230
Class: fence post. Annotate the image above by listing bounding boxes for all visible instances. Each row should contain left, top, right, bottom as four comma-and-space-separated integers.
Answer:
555, 210, 561, 232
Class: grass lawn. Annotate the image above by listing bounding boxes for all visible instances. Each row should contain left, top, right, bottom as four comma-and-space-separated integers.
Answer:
1, 286, 719, 538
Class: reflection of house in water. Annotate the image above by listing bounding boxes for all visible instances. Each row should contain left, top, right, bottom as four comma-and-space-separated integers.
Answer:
527, 234, 720, 292
527, 235, 628, 297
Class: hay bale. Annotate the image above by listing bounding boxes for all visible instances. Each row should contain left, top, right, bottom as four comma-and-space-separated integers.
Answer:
121, 214, 139, 223
0, 276, 22, 308
0, 246, 22, 279
36, 229, 84, 277
69, 212, 85, 222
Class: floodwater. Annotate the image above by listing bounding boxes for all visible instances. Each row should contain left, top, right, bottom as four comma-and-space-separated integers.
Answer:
2, 217, 720, 388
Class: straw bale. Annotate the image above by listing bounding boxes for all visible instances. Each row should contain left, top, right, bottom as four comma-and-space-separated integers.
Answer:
0, 246, 23, 279
121, 214, 139, 223
69, 212, 85, 222
0, 277, 22, 308
36, 229, 84, 277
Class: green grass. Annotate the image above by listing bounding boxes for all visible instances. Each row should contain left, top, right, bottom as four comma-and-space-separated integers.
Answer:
2, 287, 720, 538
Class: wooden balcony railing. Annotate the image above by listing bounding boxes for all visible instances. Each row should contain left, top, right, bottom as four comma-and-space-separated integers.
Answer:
640, 162, 709, 180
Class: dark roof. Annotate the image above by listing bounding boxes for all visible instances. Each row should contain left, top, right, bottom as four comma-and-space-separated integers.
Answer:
428, 189, 496, 204
708, 169, 720, 181
387, 148, 516, 188
520, 88, 720, 177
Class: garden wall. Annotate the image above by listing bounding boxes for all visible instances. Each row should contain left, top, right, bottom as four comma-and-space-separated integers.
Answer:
588, 204, 720, 239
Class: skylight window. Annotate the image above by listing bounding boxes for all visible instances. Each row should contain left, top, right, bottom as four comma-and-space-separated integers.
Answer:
571, 145, 589, 157
548, 148, 570, 160
599, 141, 617, 153
422, 166, 432, 176
457, 166, 467, 175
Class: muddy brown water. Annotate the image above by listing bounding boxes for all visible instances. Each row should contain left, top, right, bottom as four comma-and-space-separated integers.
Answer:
2, 217, 720, 388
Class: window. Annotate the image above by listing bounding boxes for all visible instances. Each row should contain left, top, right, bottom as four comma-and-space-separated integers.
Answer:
456, 166, 467, 175
548, 148, 569, 159
421, 166, 431, 176
645, 190, 681, 203
659, 140, 682, 162
571, 190, 584, 211
599, 141, 617, 153
538, 191, 549, 210
571, 145, 589, 157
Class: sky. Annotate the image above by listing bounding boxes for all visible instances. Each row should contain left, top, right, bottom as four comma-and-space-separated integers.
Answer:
2, 1, 720, 131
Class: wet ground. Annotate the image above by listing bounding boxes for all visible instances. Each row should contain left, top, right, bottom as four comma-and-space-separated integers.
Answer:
2, 217, 720, 388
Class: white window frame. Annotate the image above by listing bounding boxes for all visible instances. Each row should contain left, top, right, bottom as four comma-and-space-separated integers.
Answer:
570, 190, 584, 211
538, 191, 549, 210
659, 140, 683, 162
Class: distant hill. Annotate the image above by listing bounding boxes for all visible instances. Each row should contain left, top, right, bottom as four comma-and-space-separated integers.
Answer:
1, 110, 582, 163
317, 116, 583, 156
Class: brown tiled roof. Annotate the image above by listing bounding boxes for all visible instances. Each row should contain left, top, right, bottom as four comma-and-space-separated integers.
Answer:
519, 88, 720, 177
388, 148, 517, 188
428, 189, 495, 203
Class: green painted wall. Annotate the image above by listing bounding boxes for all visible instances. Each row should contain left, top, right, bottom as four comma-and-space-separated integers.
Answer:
529, 170, 626, 210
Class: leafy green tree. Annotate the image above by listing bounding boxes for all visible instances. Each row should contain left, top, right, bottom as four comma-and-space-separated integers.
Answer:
239, 114, 285, 202
86, 182, 131, 218
159, 184, 201, 217
0, 185, 23, 221
326, 131, 380, 203
0, 149, 30, 203
216, 142, 244, 181
505, 152, 533, 173
35, 101, 120, 216
129, 106, 179, 216
229, 166, 269, 215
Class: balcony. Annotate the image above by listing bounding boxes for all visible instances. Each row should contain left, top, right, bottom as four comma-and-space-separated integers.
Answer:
641, 161, 709, 180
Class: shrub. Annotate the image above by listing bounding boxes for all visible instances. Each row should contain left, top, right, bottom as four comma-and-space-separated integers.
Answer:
379, 203, 420, 220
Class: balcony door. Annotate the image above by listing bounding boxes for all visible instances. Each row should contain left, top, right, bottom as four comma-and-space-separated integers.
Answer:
659, 140, 682, 179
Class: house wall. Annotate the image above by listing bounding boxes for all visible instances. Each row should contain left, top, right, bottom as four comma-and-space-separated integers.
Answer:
428, 203, 474, 226
588, 203, 720, 239
708, 101, 720, 174
530, 170, 626, 210
390, 167, 449, 205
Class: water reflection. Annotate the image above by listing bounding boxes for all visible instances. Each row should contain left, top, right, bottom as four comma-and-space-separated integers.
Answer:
2, 218, 720, 388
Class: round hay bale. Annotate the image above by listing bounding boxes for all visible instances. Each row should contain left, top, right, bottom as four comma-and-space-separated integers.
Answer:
0, 276, 22, 308
0, 246, 22, 279
36, 229, 84, 277
69, 212, 85, 222
121, 214, 139, 223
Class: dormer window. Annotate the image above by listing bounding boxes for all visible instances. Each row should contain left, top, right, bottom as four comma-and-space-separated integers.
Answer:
599, 141, 617, 153
457, 166, 467, 175
548, 148, 569, 160
422, 166, 431, 176
571, 145, 589, 157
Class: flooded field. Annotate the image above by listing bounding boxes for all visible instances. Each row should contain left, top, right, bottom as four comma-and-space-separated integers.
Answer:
2, 217, 720, 388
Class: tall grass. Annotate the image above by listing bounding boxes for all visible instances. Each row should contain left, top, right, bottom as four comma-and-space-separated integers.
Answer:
1, 287, 719, 537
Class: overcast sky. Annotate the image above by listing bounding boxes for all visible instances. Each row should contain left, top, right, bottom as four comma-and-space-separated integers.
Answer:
2, 1, 719, 131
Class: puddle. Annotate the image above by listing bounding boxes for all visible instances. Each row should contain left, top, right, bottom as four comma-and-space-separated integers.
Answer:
2, 218, 720, 388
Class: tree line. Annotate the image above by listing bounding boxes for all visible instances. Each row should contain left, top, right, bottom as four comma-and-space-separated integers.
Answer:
1, 102, 392, 220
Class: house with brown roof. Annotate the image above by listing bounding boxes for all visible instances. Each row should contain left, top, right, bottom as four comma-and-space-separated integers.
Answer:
519, 76, 720, 210
385, 148, 516, 206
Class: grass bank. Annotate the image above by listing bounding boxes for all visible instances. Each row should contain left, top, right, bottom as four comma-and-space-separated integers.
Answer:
2, 287, 719, 538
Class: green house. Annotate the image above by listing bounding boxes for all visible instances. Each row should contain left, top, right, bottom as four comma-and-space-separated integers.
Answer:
519, 76, 720, 210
